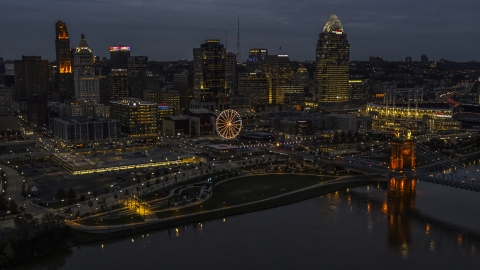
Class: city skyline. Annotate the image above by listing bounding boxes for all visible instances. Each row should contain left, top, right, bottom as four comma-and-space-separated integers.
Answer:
1, 0, 479, 62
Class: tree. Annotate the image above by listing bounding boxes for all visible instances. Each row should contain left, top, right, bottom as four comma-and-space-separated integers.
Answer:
79, 194, 86, 201
14, 213, 37, 227
88, 200, 93, 208
332, 131, 339, 144
56, 188, 66, 200
154, 170, 160, 178
155, 178, 160, 186
20, 189, 28, 199
9, 200, 17, 213
114, 193, 118, 201
66, 188, 76, 201
145, 173, 152, 180
0, 195, 6, 210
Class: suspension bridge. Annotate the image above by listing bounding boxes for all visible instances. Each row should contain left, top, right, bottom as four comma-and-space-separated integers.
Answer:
334, 137, 480, 192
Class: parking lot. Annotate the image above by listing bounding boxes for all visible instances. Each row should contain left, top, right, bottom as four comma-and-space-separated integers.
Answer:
22, 162, 138, 202
21, 160, 199, 202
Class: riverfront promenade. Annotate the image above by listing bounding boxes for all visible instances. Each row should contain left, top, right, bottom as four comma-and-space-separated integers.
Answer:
67, 173, 385, 233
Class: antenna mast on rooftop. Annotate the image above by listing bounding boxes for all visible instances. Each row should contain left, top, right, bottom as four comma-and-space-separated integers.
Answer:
225, 27, 228, 52
236, 13, 241, 63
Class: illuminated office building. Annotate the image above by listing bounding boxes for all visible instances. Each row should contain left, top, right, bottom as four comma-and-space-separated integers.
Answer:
280, 86, 305, 109
294, 64, 309, 90
73, 35, 99, 101
238, 71, 269, 106
143, 88, 180, 120
193, 39, 226, 101
110, 46, 131, 71
349, 79, 368, 108
0, 87, 12, 116
52, 116, 120, 144
127, 56, 148, 77
109, 70, 128, 101
174, 71, 194, 111
246, 48, 268, 73
266, 54, 294, 105
110, 97, 157, 137
127, 56, 148, 99
316, 14, 350, 110
54, 18, 74, 101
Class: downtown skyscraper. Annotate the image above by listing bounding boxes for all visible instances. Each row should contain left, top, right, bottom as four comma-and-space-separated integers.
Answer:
73, 34, 99, 102
316, 14, 350, 110
54, 18, 74, 101
193, 39, 226, 101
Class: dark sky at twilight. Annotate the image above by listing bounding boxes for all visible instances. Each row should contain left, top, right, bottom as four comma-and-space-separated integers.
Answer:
1, 0, 479, 62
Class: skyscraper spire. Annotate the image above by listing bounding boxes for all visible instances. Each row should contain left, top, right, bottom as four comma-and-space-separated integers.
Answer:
225, 26, 228, 52
236, 13, 241, 63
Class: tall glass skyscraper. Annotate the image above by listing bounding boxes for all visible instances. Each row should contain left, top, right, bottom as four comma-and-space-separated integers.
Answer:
193, 39, 226, 101
110, 46, 131, 71
316, 14, 350, 110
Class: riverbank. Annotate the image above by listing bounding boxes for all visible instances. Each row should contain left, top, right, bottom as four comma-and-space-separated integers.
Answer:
70, 176, 383, 245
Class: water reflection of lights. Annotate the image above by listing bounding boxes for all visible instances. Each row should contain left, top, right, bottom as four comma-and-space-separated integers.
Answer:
401, 241, 409, 259
426, 224, 431, 235
381, 202, 388, 214
429, 241, 436, 250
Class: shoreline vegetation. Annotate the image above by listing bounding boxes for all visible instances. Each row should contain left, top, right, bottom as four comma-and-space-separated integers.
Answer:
1, 173, 382, 268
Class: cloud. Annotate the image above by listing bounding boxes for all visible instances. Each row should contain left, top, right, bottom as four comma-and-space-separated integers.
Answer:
0, 0, 478, 61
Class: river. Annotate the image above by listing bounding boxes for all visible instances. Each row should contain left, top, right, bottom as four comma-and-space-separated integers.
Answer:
14, 179, 480, 269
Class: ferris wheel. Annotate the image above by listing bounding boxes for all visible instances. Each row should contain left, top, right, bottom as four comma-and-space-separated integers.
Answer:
216, 109, 242, 139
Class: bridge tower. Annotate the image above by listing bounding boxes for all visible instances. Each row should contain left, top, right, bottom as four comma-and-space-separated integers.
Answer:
402, 139, 415, 170
390, 139, 404, 171
390, 131, 415, 171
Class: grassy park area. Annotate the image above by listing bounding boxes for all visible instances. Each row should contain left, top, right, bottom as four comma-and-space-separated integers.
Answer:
155, 174, 336, 219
